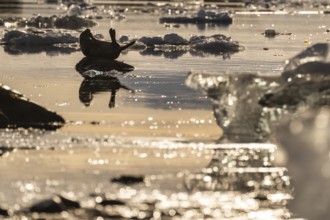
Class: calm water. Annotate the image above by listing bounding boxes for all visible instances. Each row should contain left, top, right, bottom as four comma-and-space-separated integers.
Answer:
0, 1, 330, 219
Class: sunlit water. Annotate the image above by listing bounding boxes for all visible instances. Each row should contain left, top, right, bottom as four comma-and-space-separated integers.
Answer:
0, 1, 330, 219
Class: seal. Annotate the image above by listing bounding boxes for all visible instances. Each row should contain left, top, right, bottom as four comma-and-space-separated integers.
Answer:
79, 28, 135, 60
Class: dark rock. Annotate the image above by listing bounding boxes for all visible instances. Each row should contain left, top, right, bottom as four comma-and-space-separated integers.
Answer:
98, 199, 126, 206
0, 147, 14, 157
0, 84, 65, 130
264, 29, 277, 38
29, 195, 80, 213
29, 198, 64, 213
0, 207, 9, 217
111, 175, 144, 185
58, 195, 80, 209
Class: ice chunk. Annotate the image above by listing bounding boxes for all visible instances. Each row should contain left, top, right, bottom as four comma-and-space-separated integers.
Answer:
163, 33, 188, 45
1, 29, 78, 45
189, 34, 242, 55
259, 80, 330, 108
283, 43, 329, 73
138, 36, 165, 47
160, 10, 233, 25
137, 33, 243, 58
186, 71, 281, 143
12, 15, 97, 29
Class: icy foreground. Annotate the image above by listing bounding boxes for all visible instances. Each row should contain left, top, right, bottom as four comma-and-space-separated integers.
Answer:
186, 43, 330, 142
186, 43, 330, 219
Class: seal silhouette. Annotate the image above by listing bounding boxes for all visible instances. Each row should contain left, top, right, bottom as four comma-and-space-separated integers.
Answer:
79, 28, 135, 60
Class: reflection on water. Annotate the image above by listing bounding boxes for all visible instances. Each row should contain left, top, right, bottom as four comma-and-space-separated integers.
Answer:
76, 57, 135, 108
79, 79, 134, 108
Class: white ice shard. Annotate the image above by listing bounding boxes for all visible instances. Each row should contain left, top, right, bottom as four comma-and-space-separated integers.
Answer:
186, 71, 281, 142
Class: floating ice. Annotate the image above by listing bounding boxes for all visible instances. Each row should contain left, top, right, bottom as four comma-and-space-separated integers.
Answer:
0, 15, 96, 29
189, 34, 242, 55
282, 43, 330, 80
261, 43, 330, 108
160, 10, 233, 25
163, 33, 189, 45
1, 29, 78, 45
186, 71, 281, 142
137, 33, 243, 58
138, 36, 165, 47
186, 43, 330, 142
259, 80, 330, 108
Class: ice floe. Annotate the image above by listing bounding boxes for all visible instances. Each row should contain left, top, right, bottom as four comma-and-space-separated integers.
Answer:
0, 15, 96, 30
1, 29, 78, 55
121, 33, 243, 58
1, 29, 78, 45
160, 9, 233, 25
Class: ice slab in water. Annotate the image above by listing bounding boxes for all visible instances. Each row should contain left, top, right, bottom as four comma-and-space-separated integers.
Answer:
1, 29, 78, 45
133, 33, 243, 59
0, 15, 97, 30
1, 29, 79, 55
160, 10, 233, 25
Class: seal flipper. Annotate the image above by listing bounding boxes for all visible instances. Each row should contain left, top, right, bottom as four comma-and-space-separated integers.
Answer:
120, 41, 136, 51
109, 28, 119, 46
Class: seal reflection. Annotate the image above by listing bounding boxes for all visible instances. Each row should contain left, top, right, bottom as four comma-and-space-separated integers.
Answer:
75, 57, 134, 109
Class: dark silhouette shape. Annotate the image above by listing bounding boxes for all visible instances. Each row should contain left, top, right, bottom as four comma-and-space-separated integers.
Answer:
98, 199, 126, 206
111, 175, 144, 185
28, 195, 80, 214
79, 28, 135, 60
79, 79, 133, 108
0, 84, 64, 130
